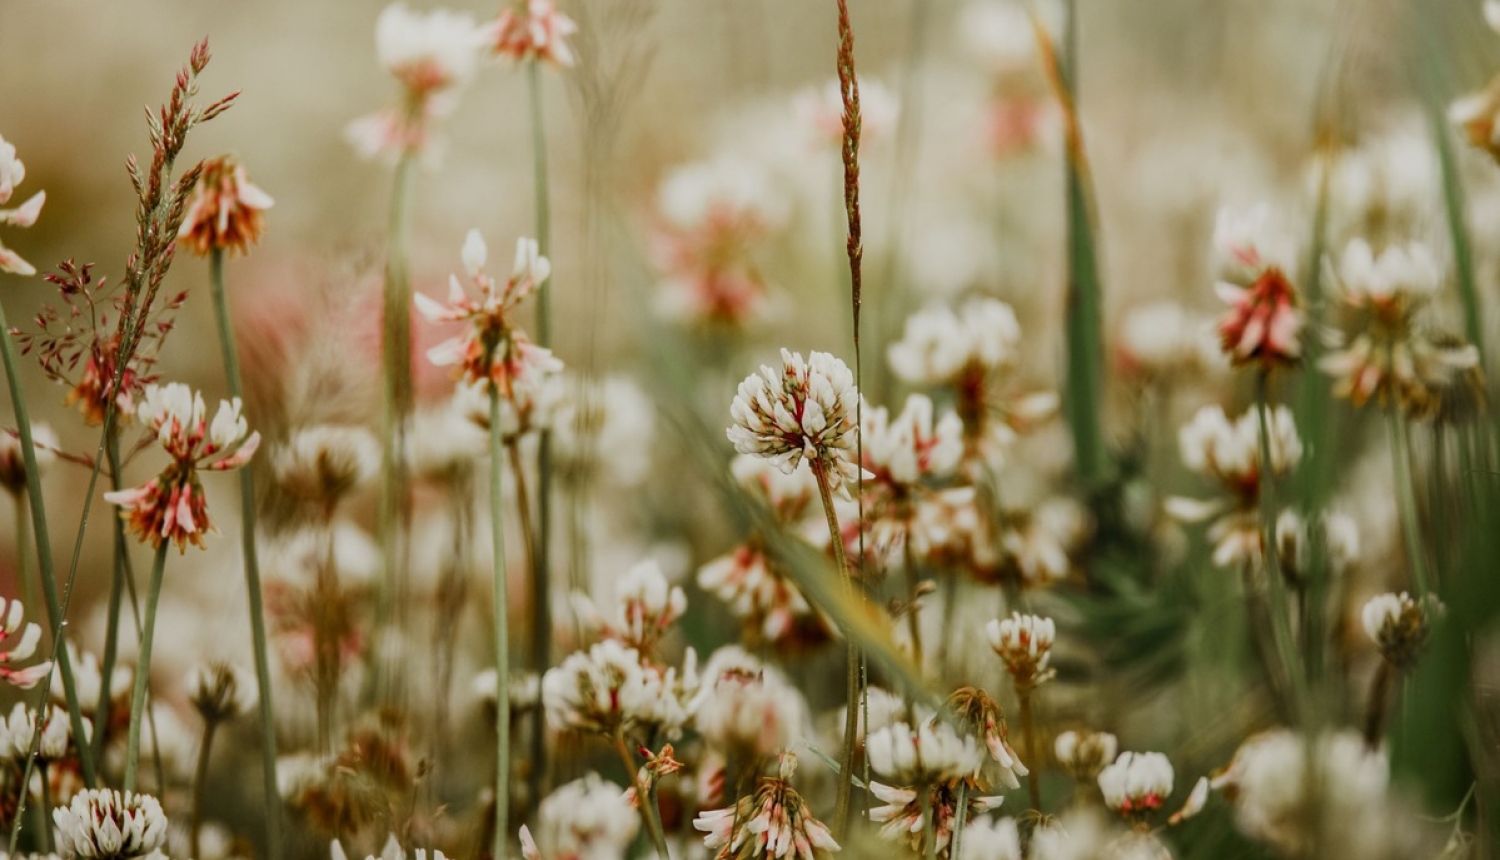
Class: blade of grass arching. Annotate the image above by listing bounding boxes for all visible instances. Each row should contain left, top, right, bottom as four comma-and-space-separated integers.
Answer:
1413, 3, 1485, 364
1034, 0, 1108, 491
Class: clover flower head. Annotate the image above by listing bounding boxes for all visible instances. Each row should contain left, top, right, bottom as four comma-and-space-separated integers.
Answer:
986, 612, 1056, 689
178, 155, 274, 257
52, 789, 166, 860
0, 132, 45, 276
1098, 751, 1174, 818
519, 773, 638, 860
727, 349, 863, 495
487, 0, 579, 67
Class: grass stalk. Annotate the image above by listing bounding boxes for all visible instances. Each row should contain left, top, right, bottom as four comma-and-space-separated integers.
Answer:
1387, 404, 1432, 596
208, 248, 284, 857
11, 493, 32, 618
123, 542, 169, 793
613, 734, 671, 859
377, 145, 419, 708
1017, 687, 1042, 813
920, 786, 938, 860
190, 715, 220, 860
812, 459, 862, 837
488, 384, 513, 860
1363, 661, 1394, 749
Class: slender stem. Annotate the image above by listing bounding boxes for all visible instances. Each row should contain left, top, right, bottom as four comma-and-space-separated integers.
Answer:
191, 717, 220, 860
527, 56, 555, 813
209, 249, 284, 859
1018, 687, 1042, 813
1363, 661, 1394, 750
124, 542, 169, 793
811, 460, 861, 837
314, 515, 338, 757
505, 442, 537, 596
903, 539, 923, 669
94, 435, 129, 765
952, 780, 970, 859
377, 146, 419, 708
12, 492, 32, 619
1387, 404, 1432, 596
920, 786, 938, 860
35, 763, 51, 853
488, 386, 512, 860
1253, 374, 1305, 720
614, 735, 671, 859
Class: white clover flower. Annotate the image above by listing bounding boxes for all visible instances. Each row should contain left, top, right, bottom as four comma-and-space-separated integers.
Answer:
1097, 751, 1174, 817
4, 702, 88, 761
691, 646, 809, 760
53, 789, 167, 860
0, 596, 51, 689
986, 612, 1056, 688
887, 298, 1022, 385
866, 719, 985, 786
1055, 730, 1118, 780
541, 639, 689, 737
727, 349, 863, 495
331, 835, 449, 860
960, 0, 1039, 74
274, 425, 380, 504
658, 157, 789, 232
1336, 238, 1443, 311
0, 132, 46, 277
1176, 404, 1301, 482
794, 76, 900, 148
1214, 729, 1397, 858
186, 661, 253, 723
958, 816, 1022, 860
570, 559, 687, 654
1361, 591, 1430, 668
0, 421, 57, 494
862, 394, 964, 487
375, 3, 484, 94
694, 753, 840, 860
551, 375, 657, 488
869, 779, 1004, 856
207, 398, 248, 450
1117, 301, 1222, 379
140, 383, 204, 444
519, 773, 637, 860
1213, 203, 1298, 281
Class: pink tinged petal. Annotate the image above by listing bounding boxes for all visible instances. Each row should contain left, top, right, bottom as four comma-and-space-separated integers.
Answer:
414, 290, 458, 323
1213, 281, 1247, 306
0, 190, 44, 227
5, 623, 40, 661
104, 484, 153, 509
211, 430, 261, 470
175, 487, 199, 535
2, 660, 52, 689
237, 180, 275, 210
462, 229, 488, 277
426, 337, 468, 367
0, 243, 35, 277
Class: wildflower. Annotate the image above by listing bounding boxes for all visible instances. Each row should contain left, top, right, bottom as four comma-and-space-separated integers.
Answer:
867, 719, 986, 786
860, 393, 965, 565
415, 230, 561, 395
987, 612, 1056, 689
692, 647, 808, 763
550, 375, 657, 487
274, 424, 380, 508
997, 497, 1090, 587
888, 298, 1022, 386
331, 835, 449, 860
1212, 205, 1304, 368
727, 349, 863, 495
1165, 404, 1301, 568
486, 0, 578, 67
1098, 751, 1174, 818
347, 4, 484, 163
3, 702, 87, 761
177, 155, 274, 257
692, 752, 840, 860
1320, 238, 1480, 415
570, 559, 687, 657
1274, 510, 1361, 582
53, 789, 167, 860
1361, 592, 1430, 669
520, 773, 638, 860
0, 596, 49, 690
1213, 729, 1396, 858
869, 779, 1004, 858
0, 422, 57, 494
186, 661, 253, 724
957, 816, 1023, 860
1055, 729, 1118, 781
541, 639, 692, 739
0, 133, 45, 277
1116, 301, 1222, 381
947, 687, 1029, 789
1451, 77, 1500, 164
103, 383, 260, 552
653, 158, 784, 328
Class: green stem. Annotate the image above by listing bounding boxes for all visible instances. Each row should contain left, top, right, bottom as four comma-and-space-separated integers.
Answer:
1253, 374, 1305, 720
1388, 404, 1432, 596
35, 763, 51, 854
952, 780, 970, 859
123, 542, 169, 793
209, 249, 284, 859
528, 56, 555, 810
920, 785, 938, 860
191, 717, 219, 860
1018, 687, 1042, 813
377, 146, 419, 709
614, 735, 671, 859
812, 460, 861, 837
0, 292, 96, 831
489, 385, 512, 860
94, 435, 129, 766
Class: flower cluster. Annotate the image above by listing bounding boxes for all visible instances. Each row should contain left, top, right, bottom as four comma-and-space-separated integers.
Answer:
519, 773, 638, 860
1361, 591, 1431, 669
987, 612, 1056, 689
177, 155, 274, 257
416, 230, 561, 398
486, 0, 578, 67
1212, 204, 1304, 368
692, 647, 808, 764
727, 349, 863, 495
693, 752, 840, 860
0, 596, 53, 689
570, 559, 687, 658
1097, 750, 1174, 818
104, 383, 260, 552
53, 789, 167, 860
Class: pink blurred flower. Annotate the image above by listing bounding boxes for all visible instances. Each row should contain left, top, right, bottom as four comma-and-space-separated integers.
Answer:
1215, 268, 1303, 368
0, 133, 45, 277
486, 0, 578, 67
